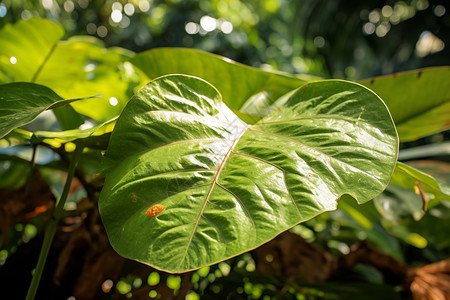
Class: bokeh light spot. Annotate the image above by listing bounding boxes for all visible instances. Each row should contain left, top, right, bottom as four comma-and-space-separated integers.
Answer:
78, 0, 88, 9
363, 22, 376, 35
0, 4, 7, 18
185, 22, 199, 34
64, 1, 75, 13
97, 25, 108, 38
112, 2, 123, 11
433, 5, 446, 17
368, 10, 380, 23
200, 16, 216, 32
86, 23, 96, 34
109, 97, 118, 106
111, 9, 122, 23
220, 21, 233, 34
102, 279, 114, 293
382, 5, 393, 17
313, 36, 325, 48
139, 0, 150, 12
124, 3, 135, 16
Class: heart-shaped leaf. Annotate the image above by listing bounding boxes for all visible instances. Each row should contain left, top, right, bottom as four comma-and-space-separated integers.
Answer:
99, 75, 398, 273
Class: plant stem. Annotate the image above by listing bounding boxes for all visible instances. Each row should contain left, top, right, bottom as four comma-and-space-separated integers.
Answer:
24, 144, 38, 198
25, 143, 84, 300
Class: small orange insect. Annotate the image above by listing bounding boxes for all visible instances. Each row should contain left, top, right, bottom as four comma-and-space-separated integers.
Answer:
145, 204, 165, 217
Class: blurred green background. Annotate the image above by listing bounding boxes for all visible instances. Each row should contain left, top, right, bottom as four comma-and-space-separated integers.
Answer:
1, 0, 449, 80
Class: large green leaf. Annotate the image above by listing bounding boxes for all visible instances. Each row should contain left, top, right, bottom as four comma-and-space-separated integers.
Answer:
358, 67, 450, 142
131, 48, 319, 124
0, 18, 142, 121
99, 75, 398, 273
0, 82, 93, 139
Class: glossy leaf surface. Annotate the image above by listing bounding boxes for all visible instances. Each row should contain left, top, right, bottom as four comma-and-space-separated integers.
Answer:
359, 67, 450, 142
131, 48, 320, 123
0, 82, 92, 139
99, 75, 398, 273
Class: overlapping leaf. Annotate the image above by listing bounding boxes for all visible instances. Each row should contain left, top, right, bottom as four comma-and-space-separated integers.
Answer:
99, 75, 398, 273
359, 67, 450, 142
131, 48, 320, 123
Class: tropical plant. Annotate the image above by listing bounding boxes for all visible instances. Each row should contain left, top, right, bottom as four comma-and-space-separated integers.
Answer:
0, 18, 449, 300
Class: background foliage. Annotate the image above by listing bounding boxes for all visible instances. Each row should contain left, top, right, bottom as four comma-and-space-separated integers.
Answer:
0, 0, 449, 299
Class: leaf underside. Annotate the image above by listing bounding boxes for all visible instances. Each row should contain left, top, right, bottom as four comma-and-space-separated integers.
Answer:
99, 75, 398, 273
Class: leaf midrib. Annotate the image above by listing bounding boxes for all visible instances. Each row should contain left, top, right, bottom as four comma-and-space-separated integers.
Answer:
179, 126, 249, 268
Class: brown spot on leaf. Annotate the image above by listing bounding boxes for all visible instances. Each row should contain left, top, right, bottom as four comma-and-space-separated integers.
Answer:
145, 204, 165, 217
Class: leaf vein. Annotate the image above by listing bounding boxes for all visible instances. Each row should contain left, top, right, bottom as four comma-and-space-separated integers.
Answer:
216, 182, 257, 240
256, 114, 359, 125
247, 127, 379, 181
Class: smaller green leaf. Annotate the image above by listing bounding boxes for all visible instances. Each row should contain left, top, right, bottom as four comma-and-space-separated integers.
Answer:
31, 117, 117, 146
390, 161, 450, 205
0, 82, 98, 139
